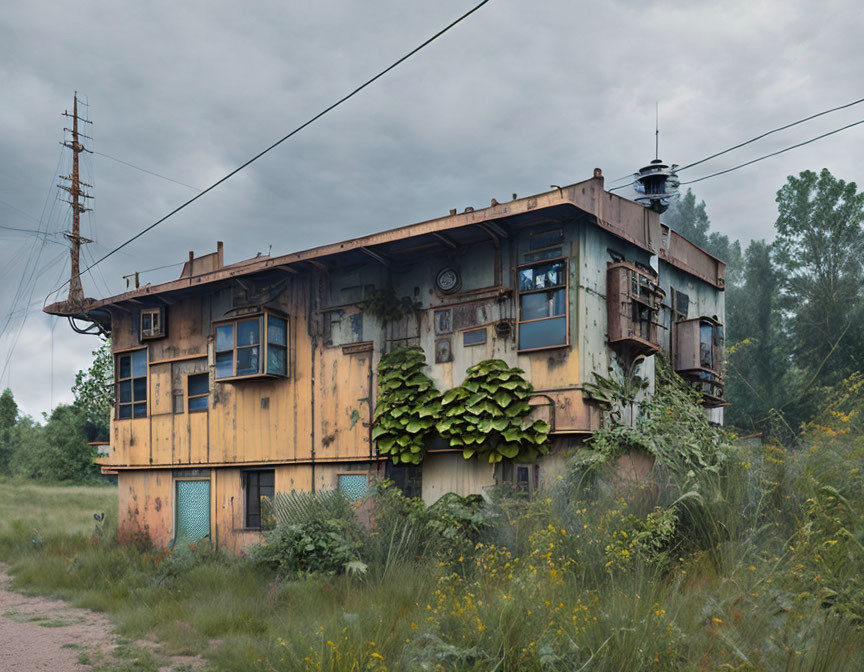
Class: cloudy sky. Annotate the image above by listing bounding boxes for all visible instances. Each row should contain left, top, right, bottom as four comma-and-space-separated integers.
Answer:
0, 0, 862, 418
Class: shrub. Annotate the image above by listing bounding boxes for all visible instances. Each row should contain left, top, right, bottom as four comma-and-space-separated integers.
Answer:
254, 518, 363, 577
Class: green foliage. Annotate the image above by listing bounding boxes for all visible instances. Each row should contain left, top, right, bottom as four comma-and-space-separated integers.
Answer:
8, 405, 101, 483
365, 481, 490, 571
372, 347, 441, 465
358, 287, 418, 325
774, 168, 864, 383
72, 339, 113, 441
261, 489, 356, 530
254, 517, 364, 577
662, 188, 743, 285
0, 387, 18, 474
725, 239, 794, 436
437, 359, 550, 463
587, 357, 733, 479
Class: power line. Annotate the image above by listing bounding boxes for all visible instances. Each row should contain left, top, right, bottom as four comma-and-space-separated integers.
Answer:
608, 115, 864, 193
48, 0, 492, 301
679, 118, 864, 186
93, 151, 202, 192
677, 95, 864, 173
608, 95, 864, 191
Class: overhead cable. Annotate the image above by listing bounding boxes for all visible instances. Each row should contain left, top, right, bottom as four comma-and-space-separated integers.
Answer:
679, 118, 864, 185
48, 0, 492, 301
677, 95, 864, 172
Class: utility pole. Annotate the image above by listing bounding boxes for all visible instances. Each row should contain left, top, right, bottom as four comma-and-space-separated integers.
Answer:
59, 92, 93, 306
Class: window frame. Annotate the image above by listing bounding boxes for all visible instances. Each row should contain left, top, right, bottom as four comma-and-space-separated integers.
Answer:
243, 469, 275, 530
187, 372, 209, 413
212, 311, 289, 382
140, 307, 166, 340
516, 256, 570, 353
115, 347, 148, 420
462, 327, 487, 347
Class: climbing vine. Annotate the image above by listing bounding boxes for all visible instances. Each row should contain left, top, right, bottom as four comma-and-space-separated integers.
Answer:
358, 287, 418, 325
372, 347, 441, 465
436, 359, 550, 464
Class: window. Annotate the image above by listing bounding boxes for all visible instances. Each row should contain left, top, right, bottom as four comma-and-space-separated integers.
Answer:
116, 349, 147, 419
386, 463, 422, 499
517, 259, 567, 350
524, 227, 563, 263
463, 328, 487, 347
501, 462, 536, 498
244, 470, 274, 529
214, 313, 288, 380
140, 307, 166, 340
674, 317, 725, 406
187, 373, 209, 412
338, 473, 368, 502
606, 262, 664, 354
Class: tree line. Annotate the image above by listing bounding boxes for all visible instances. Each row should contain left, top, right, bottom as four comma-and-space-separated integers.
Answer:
664, 168, 864, 440
0, 340, 111, 483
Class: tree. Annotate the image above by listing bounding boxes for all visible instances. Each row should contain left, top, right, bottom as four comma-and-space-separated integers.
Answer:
664, 189, 711, 248
774, 168, 864, 383
14, 405, 98, 483
0, 388, 18, 474
72, 339, 113, 442
663, 189, 743, 286
724, 240, 793, 437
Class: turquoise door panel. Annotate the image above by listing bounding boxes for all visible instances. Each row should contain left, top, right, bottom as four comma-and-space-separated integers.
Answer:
175, 480, 210, 544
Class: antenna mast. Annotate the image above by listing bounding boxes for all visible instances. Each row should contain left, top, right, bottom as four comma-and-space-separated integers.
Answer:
59, 92, 93, 306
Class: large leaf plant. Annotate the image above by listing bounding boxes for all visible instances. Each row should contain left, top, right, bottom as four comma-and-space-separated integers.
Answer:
437, 359, 550, 463
372, 347, 441, 465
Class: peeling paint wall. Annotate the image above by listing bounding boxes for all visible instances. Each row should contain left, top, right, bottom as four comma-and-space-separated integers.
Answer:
105, 202, 726, 551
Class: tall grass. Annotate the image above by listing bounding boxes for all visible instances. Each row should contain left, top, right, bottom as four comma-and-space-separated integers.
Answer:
2, 430, 864, 672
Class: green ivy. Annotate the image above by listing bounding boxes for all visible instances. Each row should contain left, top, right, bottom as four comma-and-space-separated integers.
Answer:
437, 359, 550, 464
358, 287, 417, 325
372, 347, 441, 465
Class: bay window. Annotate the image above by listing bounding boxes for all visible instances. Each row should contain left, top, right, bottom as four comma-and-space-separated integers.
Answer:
214, 313, 288, 380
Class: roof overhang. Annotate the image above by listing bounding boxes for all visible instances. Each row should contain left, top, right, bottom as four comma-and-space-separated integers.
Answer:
45, 173, 725, 319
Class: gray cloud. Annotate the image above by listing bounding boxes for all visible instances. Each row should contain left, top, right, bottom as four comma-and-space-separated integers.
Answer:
1, 0, 862, 416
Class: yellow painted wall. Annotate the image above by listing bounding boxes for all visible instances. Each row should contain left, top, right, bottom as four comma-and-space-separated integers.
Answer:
117, 470, 173, 546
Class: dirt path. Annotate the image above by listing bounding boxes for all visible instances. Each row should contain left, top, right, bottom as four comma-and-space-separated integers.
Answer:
0, 565, 204, 671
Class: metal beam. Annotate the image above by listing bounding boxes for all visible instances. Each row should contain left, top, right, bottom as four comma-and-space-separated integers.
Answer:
484, 220, 509, 238
431, 232, 458, 249
359, 246, 391, 267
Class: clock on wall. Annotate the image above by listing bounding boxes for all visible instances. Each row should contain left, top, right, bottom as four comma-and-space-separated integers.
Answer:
435, 267, 460, 293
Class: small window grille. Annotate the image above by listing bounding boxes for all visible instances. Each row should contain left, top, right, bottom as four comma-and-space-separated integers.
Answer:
338, 473, 368, 502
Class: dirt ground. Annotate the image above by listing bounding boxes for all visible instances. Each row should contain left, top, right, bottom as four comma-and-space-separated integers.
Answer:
0, 565, 205, 672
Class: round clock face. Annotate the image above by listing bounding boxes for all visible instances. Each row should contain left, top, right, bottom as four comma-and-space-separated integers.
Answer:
436, 268, 460, 293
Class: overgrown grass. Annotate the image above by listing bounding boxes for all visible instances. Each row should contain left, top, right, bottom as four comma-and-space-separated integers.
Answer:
2, 367, 864, 671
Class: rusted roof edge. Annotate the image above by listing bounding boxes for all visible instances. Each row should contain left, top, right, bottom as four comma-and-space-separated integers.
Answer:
45, 175, 724, 314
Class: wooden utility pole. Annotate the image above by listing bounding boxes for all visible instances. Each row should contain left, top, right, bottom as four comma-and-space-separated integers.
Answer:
59, 92, 93, 306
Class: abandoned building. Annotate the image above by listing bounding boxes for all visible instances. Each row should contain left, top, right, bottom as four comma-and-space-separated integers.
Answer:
45, 169, 726, 552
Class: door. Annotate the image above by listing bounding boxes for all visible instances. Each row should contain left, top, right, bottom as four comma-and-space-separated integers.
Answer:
175, 480, 211, 544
